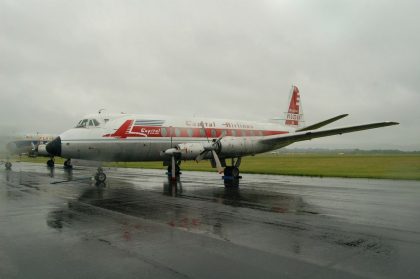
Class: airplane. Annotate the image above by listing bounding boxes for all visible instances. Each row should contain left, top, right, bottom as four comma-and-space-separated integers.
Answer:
45, 86, 398, 183
3, 134, 56, 170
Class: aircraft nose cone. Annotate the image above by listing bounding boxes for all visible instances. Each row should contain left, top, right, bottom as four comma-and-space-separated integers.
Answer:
46, 137, 61, 156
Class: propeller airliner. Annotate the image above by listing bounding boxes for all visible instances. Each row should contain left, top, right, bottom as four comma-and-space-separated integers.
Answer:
2, 134, 55, 170
43, 86, 398, 183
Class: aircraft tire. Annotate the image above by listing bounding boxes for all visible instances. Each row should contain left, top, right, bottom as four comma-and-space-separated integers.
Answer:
232, 167, 240, 178
95, 172, 106, 183
224, 167, 233, 177
167, 165, 181, 176
5, 162, 12, 170
64, 159, 73, 169
47, 159, 55, 168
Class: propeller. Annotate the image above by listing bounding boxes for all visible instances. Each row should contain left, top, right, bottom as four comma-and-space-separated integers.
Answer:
196, 122, 224, 173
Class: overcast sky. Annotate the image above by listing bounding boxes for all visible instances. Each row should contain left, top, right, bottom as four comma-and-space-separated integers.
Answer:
0, 0, 419, 150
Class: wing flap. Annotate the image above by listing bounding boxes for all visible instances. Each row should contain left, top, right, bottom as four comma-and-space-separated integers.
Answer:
262, 122, 399, 146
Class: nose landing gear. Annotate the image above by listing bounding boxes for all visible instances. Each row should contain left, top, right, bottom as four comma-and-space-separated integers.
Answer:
94, 167, 107, 184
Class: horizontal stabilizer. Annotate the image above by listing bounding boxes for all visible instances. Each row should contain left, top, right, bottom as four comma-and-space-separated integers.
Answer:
296, 114, 349, 132
262, 122, 399, 146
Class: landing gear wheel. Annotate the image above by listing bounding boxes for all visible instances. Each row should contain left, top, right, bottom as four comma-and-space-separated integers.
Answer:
95, 168, 106, 183
223, 166, 241, 187
5, 162, 12, 170
167, 164, 181, 177
47, 159, 55, 168
224, 167, 233, 177
95, 172, 106, 183
232, 167, 240, 178
64, 159, 73, 169
224, 166, 240, 178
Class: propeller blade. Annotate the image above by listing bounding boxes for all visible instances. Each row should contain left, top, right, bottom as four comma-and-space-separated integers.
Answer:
171, 155, 176, 180
195, 150, 208, 163
211, 150, 224, 174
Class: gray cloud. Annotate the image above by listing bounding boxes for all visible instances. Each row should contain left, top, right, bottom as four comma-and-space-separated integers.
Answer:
0, 0, 418, 150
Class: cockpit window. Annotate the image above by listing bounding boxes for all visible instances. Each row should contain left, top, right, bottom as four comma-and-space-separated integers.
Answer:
76, 119, 88, 128
93, 119, 100, 126
76, 118, 100, 128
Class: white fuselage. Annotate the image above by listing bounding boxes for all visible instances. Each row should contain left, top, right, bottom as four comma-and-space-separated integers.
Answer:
58, 113, 295, 162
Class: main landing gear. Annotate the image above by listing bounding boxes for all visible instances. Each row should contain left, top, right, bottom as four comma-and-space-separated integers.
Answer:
167, 160, 181, 181
223, 157, 242, 180
64, 159, 73, 169
47, 158, 55, 168
5, 161, 12, 170
46, 158, 73, 169
223, 158, 242, 187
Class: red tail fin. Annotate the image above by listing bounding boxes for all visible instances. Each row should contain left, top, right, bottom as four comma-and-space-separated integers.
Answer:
285, 85, 304, 127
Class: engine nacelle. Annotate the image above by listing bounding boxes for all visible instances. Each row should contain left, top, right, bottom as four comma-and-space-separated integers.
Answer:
219, 137, 257, 157
175, 143, 208, 160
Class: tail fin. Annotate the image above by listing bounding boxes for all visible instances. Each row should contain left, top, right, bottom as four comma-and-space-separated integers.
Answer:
284, 85, 304, 128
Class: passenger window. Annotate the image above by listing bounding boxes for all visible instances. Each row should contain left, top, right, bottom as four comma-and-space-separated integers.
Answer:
187, 128, 193, 137
88, 120, 94, 126
200, 128, 206, 137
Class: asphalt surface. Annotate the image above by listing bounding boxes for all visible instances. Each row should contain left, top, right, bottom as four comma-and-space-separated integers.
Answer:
1, 162, 420, 279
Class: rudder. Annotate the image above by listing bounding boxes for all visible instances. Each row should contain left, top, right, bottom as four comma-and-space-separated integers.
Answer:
284, 85, 304, 128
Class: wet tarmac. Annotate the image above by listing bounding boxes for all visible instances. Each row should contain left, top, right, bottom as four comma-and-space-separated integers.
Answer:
1, 162, 420, 278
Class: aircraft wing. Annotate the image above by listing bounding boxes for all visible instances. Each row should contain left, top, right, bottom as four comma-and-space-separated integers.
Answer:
261, 122, 399, 146
296, 114, 349, 132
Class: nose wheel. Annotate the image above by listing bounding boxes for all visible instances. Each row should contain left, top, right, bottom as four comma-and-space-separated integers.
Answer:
94, 168, 107, 183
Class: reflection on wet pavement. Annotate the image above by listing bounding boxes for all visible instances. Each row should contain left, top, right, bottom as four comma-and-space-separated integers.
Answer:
1, 162, 420, 278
